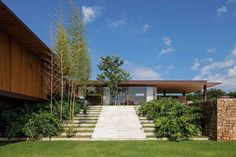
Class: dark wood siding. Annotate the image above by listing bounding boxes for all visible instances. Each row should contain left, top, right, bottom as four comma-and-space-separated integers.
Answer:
0, 30, 10, 92
0, 30, 47, 100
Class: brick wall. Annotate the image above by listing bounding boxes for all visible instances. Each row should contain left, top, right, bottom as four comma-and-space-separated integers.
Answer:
190, 100, 217, 140
190, 98, 236, 141
217, 99, 236, 141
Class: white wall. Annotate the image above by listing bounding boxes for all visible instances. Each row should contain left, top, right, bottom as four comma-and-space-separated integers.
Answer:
146, 87, 154, 102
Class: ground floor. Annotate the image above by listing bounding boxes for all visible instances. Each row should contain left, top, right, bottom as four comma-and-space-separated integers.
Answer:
0, 141, 235, 157
82, 80, 220, 105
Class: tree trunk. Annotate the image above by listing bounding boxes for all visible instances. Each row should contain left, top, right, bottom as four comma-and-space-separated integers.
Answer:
69, 81, 72, 122
60, 74, 63, 121
72, 85, 76, 119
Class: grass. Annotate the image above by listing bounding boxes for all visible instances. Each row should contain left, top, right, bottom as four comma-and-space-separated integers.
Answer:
0, 141, 236, 157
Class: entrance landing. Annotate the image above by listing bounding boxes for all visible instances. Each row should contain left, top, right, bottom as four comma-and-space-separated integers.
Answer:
92, 106, 146, 140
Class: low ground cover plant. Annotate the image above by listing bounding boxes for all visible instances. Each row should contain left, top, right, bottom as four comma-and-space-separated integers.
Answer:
138, 97, 202, 141
0, 96, 83, 139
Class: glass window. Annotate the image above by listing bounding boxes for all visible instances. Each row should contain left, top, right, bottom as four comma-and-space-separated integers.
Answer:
128, 87, 146, 105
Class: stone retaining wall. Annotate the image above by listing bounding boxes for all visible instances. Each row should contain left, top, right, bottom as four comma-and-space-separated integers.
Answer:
190, 98, 236, 141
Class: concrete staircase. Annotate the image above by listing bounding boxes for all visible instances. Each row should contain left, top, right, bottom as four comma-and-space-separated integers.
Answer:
47, 105, 102, 141
134, 106, 157, 140
92, 106, 146, 140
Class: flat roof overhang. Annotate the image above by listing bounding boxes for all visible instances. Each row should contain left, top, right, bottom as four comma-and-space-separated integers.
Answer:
0, 1, 51, 61
86, 80, 221, 94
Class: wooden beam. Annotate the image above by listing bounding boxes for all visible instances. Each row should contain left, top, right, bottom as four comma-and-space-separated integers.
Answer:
203, 85, 207, 101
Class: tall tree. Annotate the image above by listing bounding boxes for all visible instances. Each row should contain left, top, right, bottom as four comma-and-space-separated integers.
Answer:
97, 55, 130, 105
67, 2, 91, 115
54, 22, 69, 121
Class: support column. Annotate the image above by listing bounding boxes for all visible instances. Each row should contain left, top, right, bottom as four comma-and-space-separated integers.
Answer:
203, 85, 207, 101
183, 92, 185, 96
163, 91, 166, 97
126, 87, 129, 105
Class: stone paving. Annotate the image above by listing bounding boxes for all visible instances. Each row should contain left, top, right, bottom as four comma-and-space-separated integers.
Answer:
92, 106, 146, 140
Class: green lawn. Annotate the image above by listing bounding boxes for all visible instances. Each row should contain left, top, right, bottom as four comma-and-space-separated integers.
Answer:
0, 141, 236, 157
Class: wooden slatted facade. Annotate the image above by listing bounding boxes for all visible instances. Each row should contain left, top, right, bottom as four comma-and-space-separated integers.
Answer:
0, 2, 51, 101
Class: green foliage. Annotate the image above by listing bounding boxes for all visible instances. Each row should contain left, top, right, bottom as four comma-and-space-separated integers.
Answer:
227, 91, 236, 98
187, 88, 226, 102
67, 2, 91, 82
139, 98, 202, 141
1, 103, 48, 138
0, 99, 80, 139
66, 126, 76, 138
54, 22, 70, 76
97, 55, 131, 105
4, 121, 24, 138
22, 112, 63, 139
52, 98, 81, 120
207, 88, 226, 100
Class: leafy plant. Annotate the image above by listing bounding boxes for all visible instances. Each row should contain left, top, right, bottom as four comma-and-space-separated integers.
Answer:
22, 112, 63, 140
4, 121, 24, 138
139, 97, 202, 141
97, 55, 131, 105
66, 126, 76, 138
53, 99, 81, 120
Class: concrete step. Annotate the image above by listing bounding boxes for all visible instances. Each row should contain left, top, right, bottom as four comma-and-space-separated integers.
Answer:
76, 115, 99, 118
73, 117, 99, 120
63, 124, 79, 127
58, 135, 92, 139
64, 127, 94, 131
78, 123, 96, 127
76, 113, 100, 116
144, 129, 155, 133
145, 132, 155, 136
60, 132, 92, 136
72, 119, 98, 122
140, 119, 153, 123
141, 122, 154, 125
80, 110, 101, 113
92, 106, 146, 140
75, 132, 93, 136
142, 123, 155, 127
139, 117, 147, 120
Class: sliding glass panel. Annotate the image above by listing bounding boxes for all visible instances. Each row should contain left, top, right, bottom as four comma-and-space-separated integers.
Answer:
128, 87, 146, 105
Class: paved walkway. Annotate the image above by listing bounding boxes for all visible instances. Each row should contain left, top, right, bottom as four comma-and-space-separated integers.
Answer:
92, 106, 146, 140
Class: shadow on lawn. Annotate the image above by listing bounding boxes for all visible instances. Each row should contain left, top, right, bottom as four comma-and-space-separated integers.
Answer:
0, 142, 18, 147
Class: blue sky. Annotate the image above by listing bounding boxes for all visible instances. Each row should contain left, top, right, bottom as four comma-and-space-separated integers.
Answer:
2, 0, 236, 91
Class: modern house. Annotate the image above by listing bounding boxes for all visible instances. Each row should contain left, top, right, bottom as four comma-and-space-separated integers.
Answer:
0, 1, 221, 106
0, 1, 51, 103
84, 80, 221, 105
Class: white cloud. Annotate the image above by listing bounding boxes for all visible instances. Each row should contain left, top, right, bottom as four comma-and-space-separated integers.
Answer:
159, 47, 175, 56
142, 24, 150, 33
217, 6, 227, 16
227, 0, 236, 4
200, 59, 234, 75
163, 37, 172, 46
167, 66, 173, 70
191, 62, 200, 71
82, 6, 100, 23
207, 47, 216, 53
159, 36, 175, 56
125, 61, 162, 80
193, 44, 236, 91
130, 66, 162, 80
110, 19, 126, 28
231, 45, 236, 56
228, 66, 236, 77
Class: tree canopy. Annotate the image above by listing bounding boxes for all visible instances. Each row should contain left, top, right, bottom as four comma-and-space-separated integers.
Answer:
97, 55, 131, 105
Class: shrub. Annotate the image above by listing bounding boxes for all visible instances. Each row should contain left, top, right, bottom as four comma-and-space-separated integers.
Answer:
66, 126, 77, 138
22, 112, 63, 140
139, 97, 202, 141
0, 98, 81, 139
52, 99, 82, 120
